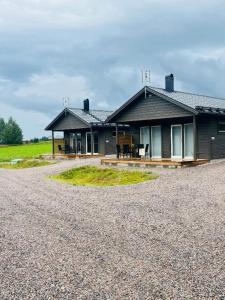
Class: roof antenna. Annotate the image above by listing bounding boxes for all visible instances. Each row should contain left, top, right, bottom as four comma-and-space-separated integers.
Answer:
141, 69, 151, 99
63, 97, 70, 116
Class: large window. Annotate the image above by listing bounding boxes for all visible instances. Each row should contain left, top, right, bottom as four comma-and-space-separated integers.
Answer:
218, 122, 225, 133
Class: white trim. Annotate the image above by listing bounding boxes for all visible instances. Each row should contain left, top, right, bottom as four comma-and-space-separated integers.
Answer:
151, 125, 162, 159
184, 123, 194, 160
140, 126, 150, 144
171, 124, 182, 160
86, 132, 99, 155
140, 126, 150, 156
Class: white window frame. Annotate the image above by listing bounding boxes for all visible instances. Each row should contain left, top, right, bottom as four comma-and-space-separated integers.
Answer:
184, 123, 194, 160
151, 125, 162, 159
86, 132, 99, 155
171, 124, 183, 160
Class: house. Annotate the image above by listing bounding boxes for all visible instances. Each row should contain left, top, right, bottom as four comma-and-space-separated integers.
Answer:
106, 74, 225, 161
45, 99, 128, 156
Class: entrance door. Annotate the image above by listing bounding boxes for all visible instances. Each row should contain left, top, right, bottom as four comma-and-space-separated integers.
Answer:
184, 123, 193, 159
70, 133, 76, 153
86, 132, 99, 154
140, 127, 150, 156
171, 125, 182, 159
151, 126, 162, 158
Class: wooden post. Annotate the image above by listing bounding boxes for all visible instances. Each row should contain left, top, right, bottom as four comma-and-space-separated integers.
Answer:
52, 131, 55, 156
115, 124, 118, 145
193, 115, 197, 161
91, 126, 94, 155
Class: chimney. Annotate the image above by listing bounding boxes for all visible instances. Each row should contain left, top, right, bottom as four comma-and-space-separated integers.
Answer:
83, 99, 89, 111
165, 74, 174, 92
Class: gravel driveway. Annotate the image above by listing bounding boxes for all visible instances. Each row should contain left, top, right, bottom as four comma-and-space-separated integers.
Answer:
0, 158, 224, 299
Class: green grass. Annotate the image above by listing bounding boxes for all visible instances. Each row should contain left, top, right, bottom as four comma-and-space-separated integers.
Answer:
0, 160, 53, 169
0, 141, 51, 162
51, 166, 158, 187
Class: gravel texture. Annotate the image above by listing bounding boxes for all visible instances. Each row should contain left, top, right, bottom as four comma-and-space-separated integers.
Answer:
0, 158, 225, 299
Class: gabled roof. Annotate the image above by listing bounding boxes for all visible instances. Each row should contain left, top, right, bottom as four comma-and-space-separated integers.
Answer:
107, 86, 225, 122
151, 87, 225, 110
45, 107, 113, 130
68, 108, 113, 123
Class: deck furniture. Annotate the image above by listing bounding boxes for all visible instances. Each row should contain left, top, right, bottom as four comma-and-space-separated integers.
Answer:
116, 144, 121, 159
123, 144, 132, 158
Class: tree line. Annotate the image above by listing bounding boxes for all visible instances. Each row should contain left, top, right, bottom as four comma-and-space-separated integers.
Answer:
0, 117, 23, 145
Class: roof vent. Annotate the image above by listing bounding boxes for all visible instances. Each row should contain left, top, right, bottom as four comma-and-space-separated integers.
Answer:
83, 99, 89, 112
165, 74, 174, 92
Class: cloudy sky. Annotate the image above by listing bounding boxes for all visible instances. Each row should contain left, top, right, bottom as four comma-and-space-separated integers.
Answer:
0, 0, 225, 138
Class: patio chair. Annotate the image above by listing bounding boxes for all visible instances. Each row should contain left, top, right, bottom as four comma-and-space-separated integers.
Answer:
137, 144, 144, 157
145, 144, 149, 158
58, 144, 63, 154
123, 144, 132, 158
116, 144, 121, 159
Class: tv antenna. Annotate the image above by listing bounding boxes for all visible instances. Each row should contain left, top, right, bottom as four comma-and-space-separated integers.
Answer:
63, 97, 70, 108
141, 69, 151, 99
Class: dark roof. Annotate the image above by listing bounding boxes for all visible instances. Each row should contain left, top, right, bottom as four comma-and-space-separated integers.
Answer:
45, 107, 114, 130
151, 87, 225, 110
68, 108, 113, 124
107, 86, 225, 122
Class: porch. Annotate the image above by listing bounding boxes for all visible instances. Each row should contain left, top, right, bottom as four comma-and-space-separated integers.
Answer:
101, 158, 209, 168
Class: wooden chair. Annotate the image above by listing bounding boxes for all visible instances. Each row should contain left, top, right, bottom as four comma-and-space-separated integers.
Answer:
116, 144, 121, 159
123, 144, 132, 158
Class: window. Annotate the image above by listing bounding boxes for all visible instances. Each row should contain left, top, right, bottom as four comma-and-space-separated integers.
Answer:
218, 122, 225, 133
112, 131, 125, 137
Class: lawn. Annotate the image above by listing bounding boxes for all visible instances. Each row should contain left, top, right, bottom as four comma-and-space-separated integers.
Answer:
0, 160, 53, 169
51, 166, 158, 187
0, 142, 52, 162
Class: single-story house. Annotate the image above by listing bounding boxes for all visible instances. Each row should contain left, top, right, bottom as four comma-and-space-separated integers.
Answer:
45, 99, 128, 155
106, 74, 225, 160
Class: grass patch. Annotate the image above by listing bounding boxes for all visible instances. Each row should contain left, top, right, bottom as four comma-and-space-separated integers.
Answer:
0, 160, 53, 169
51, 166, 158, 187
0, 141, 51, 162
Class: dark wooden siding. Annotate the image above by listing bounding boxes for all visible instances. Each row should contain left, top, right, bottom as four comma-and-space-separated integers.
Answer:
114, 94, 193, 123
209, 116, 225, 159
51, 112, 89, 131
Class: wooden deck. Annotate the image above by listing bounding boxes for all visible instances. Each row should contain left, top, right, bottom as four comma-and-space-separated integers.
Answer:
41, 154, 104, 160
101, 158, 209, 168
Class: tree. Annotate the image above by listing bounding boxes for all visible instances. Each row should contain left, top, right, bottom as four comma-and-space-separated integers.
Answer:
0, 118, 5, 144
2, 117, 23, 145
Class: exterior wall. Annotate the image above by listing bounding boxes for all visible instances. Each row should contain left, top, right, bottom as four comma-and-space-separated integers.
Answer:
197, 115, 225, 159
63, 126, 129, 155
51, 112, 89, 131
114, 94, 193, 123
128, 117, 193, 159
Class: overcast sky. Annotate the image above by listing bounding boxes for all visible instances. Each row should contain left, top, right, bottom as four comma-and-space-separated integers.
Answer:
0, 0, 225, 138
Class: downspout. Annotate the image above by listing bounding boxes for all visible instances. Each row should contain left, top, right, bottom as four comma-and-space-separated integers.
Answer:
52, 131, 55, 156
193, 115, 198, 161
91, 125, 94, 155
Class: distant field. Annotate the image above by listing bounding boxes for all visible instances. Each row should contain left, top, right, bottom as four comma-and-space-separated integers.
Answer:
0, 142, 52, 162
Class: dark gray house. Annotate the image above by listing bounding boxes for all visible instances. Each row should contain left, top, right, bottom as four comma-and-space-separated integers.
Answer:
107, 74, 225, 160
46, 99, 127, 155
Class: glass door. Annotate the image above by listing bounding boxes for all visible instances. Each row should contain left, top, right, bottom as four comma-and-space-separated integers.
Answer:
140, 127, 150, 156
86, 132, 99, 154
151, 126, 162, 158
184, 123, 193, 159
171, 125, 182, 159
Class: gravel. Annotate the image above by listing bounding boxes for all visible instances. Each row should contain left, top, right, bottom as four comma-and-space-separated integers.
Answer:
0, 158, 225, 299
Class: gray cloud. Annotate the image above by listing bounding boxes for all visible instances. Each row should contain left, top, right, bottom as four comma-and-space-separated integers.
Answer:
0, 0, 225, 138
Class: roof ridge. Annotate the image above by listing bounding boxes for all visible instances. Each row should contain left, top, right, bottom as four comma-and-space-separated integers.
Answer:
68, 107, 113, 112
150, 86, 225, 102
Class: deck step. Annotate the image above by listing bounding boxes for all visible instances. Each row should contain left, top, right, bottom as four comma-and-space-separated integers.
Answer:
101, 159, 209, 168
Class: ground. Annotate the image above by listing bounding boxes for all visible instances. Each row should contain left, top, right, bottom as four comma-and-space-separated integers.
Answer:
0, 141, 51, 162
0, 158, 224, 299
